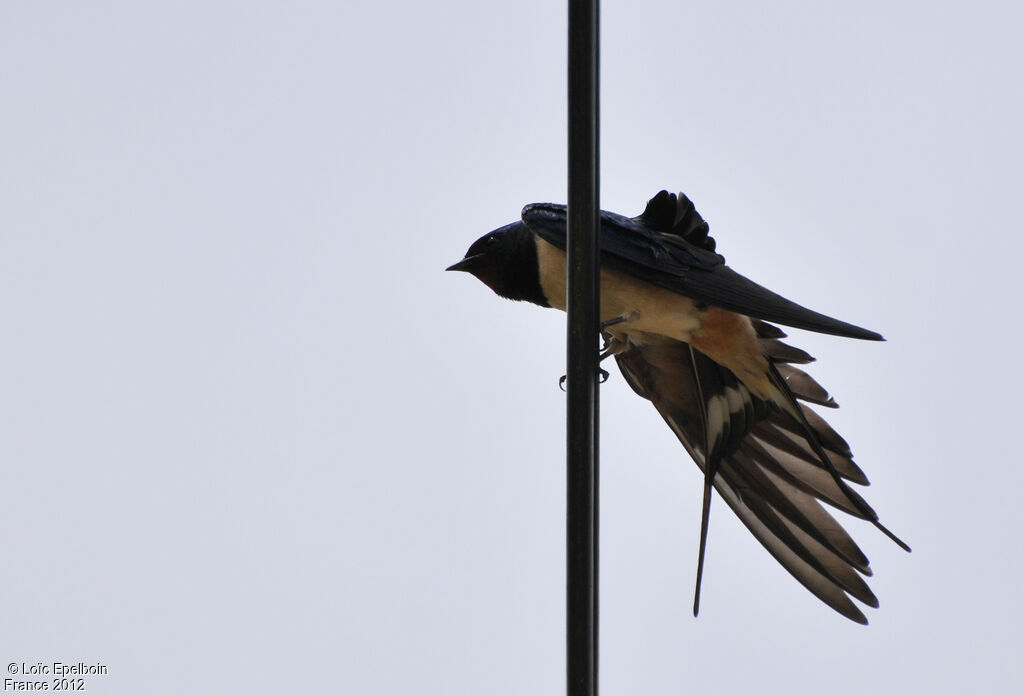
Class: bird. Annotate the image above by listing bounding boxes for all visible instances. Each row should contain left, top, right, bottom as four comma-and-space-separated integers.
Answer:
446, 190, 908, 624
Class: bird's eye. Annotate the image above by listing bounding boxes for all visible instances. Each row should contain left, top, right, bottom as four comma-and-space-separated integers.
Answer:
486, 235, 499, 246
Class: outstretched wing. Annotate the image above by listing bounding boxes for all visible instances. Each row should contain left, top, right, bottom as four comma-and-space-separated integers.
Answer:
522, 191, 883, 341
612, 321, 882, 623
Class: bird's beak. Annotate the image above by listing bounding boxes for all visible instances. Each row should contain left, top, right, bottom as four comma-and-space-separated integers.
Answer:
446, 254, 483, 273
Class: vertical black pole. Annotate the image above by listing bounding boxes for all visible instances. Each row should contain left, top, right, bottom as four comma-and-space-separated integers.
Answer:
566, 1, 599, 695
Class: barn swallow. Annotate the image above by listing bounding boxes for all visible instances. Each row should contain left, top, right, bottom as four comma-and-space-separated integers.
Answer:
447, 190, 908, 624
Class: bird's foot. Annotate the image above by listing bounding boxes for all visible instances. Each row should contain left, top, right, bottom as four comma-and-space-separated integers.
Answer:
558, 368, 609, 392
599, 335, 626, 362
555, 322, 631, 390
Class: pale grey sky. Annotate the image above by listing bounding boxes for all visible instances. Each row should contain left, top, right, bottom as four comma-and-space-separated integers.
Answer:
1, 1, 1021, 694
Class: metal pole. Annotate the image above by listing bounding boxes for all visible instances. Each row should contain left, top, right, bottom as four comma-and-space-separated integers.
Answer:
566, 1, 599, 695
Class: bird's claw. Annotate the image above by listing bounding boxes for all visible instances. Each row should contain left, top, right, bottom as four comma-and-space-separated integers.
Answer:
558, 368, 610, 391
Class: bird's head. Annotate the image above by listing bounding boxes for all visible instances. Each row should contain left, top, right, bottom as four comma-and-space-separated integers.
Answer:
446, 220, 548, 306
